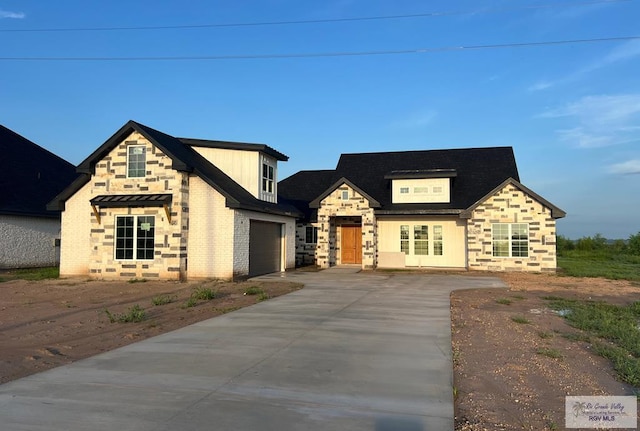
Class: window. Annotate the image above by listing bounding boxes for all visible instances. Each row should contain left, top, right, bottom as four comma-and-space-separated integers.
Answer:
400, 225, 409, 254
262, 163, 274, 193
127, 145, 146, 178
414, 187, 429, 194
414, 225, 429, 255
305, 226, 318, 244
433, 225, 443, 256
433, 186, 443, 194
115, 215, 155, 260
400, 187, 409, 194
341, 190, 349, 200
492, 223, 529, 257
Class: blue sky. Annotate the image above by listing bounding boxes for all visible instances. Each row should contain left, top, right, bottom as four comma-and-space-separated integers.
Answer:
1, 0, 638, 239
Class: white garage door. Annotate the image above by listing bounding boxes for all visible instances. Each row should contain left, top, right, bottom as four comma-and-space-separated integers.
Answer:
249, 220, 282, 277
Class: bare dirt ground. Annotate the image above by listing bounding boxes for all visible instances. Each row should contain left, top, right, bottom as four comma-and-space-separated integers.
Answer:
0, 275, 301, 384
453, 272, 640, 430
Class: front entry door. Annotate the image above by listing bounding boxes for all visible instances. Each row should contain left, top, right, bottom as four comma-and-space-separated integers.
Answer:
341, 225, 362, 264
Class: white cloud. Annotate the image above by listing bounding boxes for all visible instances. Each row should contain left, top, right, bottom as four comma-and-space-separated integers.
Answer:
607, 159, 640, 175
0, 9, 25, 19
528, 39, 640, 92
540, 94, 640, 148
391, 109, 437, 129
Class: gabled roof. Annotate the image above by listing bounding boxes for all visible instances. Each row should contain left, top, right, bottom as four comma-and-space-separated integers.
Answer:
0, 125, 78, 218
179, 138, 288, 161
309, 177, 380, 208
279, 146, 522, 218
460, 177, 566, 219
49, 121, 301, 218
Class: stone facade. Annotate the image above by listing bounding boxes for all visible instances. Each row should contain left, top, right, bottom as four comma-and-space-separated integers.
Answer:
316, 184, 376, 269
88, 132, 188, 280
466, 183, 558, 272
294, 222, 319, 267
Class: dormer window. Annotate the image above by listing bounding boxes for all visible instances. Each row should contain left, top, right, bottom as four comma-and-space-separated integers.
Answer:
127, 145, 146, 178
262, 163, 274, 193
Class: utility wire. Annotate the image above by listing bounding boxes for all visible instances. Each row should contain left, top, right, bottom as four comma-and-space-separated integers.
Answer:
0, 35, 637, 61
0, 0, 631, 33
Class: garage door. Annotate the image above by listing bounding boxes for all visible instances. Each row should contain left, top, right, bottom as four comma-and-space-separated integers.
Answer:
249, 220, 282, 277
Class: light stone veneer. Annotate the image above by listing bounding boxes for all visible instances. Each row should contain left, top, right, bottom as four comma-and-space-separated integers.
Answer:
466, 183, 558, 272
316, 184, 376, 269
0, 215, 61, 268
88, 132, 188, 280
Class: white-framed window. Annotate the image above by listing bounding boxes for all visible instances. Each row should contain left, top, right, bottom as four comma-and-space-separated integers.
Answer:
433, 225, 443, 256
414, 225, 429, 255
341, 190, 349, 200
400, 225, 409, 255
115, 215, 155, 260
305, 226, 318, 244
492, 223, 529, 257
262, 163, 274, 193
127, 145, 146, 178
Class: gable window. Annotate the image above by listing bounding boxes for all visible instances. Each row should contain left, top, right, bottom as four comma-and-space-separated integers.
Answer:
433, 225, 443, 256
414, 225, 429, 255
127, 145, 146, 178
400, 225, 409, 254
305, 226, 318, 244
341, 190, 349, 200
115, 215, 155, 260
262, 163, 274, 193
492, 223, 529, 257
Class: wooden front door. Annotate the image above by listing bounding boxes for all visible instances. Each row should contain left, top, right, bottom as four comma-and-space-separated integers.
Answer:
341, 225, 362, 264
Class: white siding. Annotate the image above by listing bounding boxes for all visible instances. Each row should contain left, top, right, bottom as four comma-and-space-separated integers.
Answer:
192, 147, 261, 198
59, 182, 92, 276
377, 217, 466, 268
0, 215, 61, 269
391, 178, 451, 203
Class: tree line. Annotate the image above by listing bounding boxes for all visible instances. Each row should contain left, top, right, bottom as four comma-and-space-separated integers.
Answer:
557, 232, 640, 255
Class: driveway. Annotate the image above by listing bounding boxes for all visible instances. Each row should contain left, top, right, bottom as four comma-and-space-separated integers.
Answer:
0, 269, 505, 430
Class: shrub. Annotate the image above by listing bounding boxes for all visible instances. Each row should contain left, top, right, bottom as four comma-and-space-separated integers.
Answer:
105, 304, 146, 323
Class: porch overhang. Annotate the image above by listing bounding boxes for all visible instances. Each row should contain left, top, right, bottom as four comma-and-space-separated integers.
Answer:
89, 194, 173, 224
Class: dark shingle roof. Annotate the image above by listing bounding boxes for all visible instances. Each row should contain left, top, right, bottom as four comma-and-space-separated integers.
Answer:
0, 125, 78, 218
49, 121, 301, 218
278, 147, 523, 219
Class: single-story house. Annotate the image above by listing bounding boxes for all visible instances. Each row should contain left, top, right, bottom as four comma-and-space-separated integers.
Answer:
0, 125, 78, 269
278, 147, 566, 272
48, 120, 301, 280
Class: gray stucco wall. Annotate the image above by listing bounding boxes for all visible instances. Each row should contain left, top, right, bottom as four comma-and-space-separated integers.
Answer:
0, 215, 61, 269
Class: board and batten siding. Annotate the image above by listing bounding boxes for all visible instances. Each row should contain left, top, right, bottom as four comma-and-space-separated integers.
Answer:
377, 217, 467, 268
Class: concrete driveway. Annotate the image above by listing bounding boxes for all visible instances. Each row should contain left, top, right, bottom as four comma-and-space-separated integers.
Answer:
0, 269, 505, 431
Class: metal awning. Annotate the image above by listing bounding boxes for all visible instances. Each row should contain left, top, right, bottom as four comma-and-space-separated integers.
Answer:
90, 194, 172, 207
89, 194, 173, 224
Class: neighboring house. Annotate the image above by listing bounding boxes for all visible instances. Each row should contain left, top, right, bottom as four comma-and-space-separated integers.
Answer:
279, 147, 566, 272
48, 120, 301, 280
0, 125, 78, 269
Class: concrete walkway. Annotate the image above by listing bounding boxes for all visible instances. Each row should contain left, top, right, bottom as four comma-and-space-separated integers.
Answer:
0, 270, 505, 431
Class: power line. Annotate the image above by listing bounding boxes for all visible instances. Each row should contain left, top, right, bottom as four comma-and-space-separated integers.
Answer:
0, 35, 637, 61
0, 0, 631, 33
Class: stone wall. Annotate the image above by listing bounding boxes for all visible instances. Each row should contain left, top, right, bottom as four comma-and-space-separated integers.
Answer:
88, 132, 188, 280
467, 183, 558, 272
316, 184, 376, 269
